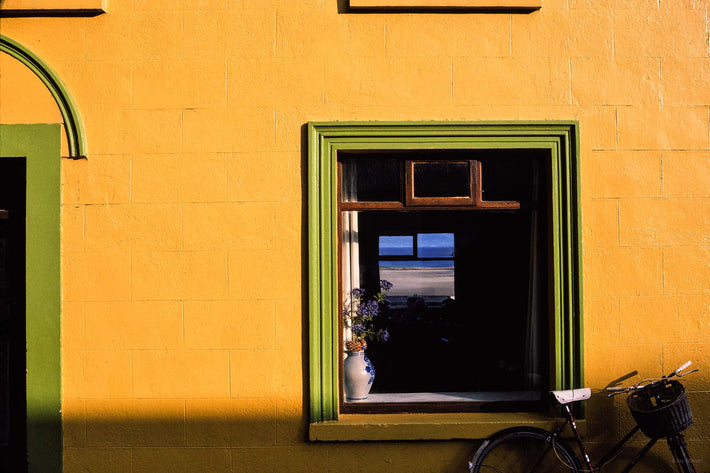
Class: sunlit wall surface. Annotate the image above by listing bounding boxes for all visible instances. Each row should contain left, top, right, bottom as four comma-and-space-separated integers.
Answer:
1, 0, 709, 471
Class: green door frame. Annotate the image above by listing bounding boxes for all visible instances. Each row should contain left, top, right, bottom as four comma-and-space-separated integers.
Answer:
0, 124, 61, 472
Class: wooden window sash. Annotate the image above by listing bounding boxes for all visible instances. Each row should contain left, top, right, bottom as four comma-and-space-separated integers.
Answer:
405, 159, 478, 206
338, 158, 520, 210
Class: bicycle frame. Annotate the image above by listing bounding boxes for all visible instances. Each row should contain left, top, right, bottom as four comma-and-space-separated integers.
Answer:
470, 364, 698, 473
557, 403, 690, 473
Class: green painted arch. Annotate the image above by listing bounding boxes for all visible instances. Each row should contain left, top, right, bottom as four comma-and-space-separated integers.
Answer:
0, 34, 87, 159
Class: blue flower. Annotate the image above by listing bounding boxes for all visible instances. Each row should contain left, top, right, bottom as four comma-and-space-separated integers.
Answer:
351, 323, 366, 335
379, 280, 393, 292
343, 283, 393, 347
359, 300, 379, 320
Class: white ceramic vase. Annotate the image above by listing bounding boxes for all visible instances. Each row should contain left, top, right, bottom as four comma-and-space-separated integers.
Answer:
343, 350, 375, 400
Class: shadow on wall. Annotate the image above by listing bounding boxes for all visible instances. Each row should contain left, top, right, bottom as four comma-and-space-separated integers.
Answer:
61, 408, 476, 473
56, 402, 710, 473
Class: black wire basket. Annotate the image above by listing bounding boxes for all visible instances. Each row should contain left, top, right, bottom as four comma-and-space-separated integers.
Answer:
627, 380, 693, 438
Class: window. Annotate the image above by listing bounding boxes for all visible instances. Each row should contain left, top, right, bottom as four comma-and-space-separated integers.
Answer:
0, 0, 106, 16
340, 150, 550, 413
348, 0, 541, 11
309, 122, 582, 426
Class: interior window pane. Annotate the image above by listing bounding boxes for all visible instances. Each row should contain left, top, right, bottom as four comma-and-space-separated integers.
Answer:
341, 156, 400, 202
477, 150, 546, 203
350, 210, 548, 403
379, 259, 455, 305
338, 149, 552, 412
417, 233, 454, 258
379, 236, 414, 256
413, 161, 470, 198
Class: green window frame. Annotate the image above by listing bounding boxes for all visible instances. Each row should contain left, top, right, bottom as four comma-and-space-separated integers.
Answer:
308, 121, 582, 433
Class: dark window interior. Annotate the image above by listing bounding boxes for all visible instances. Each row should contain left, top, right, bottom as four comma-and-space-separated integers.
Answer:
342, 154, 401, 202
340, 149, 550, 413
412, 161, 471, 198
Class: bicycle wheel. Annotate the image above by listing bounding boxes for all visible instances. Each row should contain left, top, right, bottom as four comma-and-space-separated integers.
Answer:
469, 427, 582, 473
667, 434, 697, 473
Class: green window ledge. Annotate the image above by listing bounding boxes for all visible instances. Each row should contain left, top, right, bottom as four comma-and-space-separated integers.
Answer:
310, 412, 586, 441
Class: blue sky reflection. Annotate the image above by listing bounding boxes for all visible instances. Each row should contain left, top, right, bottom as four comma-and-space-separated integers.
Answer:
417, 233, 454, 258
379, 233, 454, 258
378, 235, 414, 256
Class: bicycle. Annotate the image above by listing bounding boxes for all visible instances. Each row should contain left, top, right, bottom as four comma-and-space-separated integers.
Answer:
468, 361, 699, 473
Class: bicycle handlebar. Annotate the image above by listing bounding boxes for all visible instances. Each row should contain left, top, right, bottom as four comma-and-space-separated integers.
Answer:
604, 361, 697, 396
674, 360, 692, 374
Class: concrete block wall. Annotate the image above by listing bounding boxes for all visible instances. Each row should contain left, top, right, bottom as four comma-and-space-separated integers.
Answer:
1, 0, 709, 471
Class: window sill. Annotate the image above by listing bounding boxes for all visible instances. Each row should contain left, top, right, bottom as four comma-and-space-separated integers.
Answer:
348, 0, 541, 10
346, 391, 542, 404
0, 0, 106, 16
309, 412, 580, 441
341, 391, 545, 414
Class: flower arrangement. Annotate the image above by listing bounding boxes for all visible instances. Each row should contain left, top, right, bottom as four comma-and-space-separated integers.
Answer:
343, 280, 392, 352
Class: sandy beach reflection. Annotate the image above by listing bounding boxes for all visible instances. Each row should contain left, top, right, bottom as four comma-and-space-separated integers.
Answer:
380, 267, 455, 297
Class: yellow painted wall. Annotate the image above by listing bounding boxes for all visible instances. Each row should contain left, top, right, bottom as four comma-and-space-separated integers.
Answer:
1, 0, 709, 471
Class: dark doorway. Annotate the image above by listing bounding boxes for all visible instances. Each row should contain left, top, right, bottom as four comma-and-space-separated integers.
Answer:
0, 157, 27, 472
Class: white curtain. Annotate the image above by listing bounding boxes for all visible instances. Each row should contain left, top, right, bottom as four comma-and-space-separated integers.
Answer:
524, 161, 541, 390
341, 161, 360, 343
342, 211, 360, 299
